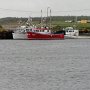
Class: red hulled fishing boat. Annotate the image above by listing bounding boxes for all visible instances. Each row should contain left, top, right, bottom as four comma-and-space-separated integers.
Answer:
27, 27, 64, 40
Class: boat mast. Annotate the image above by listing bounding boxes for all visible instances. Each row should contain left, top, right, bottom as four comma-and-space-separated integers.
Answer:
46, 7, 52, 29
46, 7, 50, 27
26, 16, 33, 26
41, 9, 43, 28
50, 9, 52, 29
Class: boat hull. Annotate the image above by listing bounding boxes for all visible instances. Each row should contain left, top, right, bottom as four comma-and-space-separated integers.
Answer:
13, 33, 28, 40
27, 32, 64, 40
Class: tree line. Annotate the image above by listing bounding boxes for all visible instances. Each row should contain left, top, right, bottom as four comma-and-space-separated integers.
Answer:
1, 16, 90, 24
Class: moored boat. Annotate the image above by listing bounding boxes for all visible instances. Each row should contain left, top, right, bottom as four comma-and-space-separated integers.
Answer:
27, 32, 64, 40
64, 27, 79, 39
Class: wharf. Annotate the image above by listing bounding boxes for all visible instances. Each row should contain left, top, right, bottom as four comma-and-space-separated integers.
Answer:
65, 35, 90, 39
77, 36, 90, 39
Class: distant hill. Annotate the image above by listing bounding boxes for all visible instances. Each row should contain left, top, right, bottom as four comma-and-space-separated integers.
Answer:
1, 16, 90, 30
1, 16, 90, 25
0, 17, 27, 25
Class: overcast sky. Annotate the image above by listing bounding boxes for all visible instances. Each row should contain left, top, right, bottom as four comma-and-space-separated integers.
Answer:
0, 0, 90, 18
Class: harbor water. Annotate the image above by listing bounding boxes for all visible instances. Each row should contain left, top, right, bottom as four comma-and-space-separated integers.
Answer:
0, 39, 90, 90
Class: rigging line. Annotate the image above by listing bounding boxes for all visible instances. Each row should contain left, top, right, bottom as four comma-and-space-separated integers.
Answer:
0, 8, 37, 13
53, 9, 90, 12
0, 7, 90, 13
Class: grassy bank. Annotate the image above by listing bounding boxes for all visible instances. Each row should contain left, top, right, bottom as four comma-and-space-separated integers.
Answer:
1, 17, 90, 31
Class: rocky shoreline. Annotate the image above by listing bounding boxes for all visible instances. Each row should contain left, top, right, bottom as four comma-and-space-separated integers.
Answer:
0, 31, 13, 39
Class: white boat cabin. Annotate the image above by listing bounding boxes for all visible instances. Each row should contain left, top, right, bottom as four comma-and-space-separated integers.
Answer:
64, 27, 79, 36
14, 26, 33, 34
14, 26, 51, 34
32, 27, 51, 34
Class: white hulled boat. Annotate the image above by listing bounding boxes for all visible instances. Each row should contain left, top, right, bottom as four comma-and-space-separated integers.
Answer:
12, 25, 33, 39
64, 27, 79, 39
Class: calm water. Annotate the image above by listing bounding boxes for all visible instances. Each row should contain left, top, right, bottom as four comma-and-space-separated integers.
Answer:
0, 39, 90, 90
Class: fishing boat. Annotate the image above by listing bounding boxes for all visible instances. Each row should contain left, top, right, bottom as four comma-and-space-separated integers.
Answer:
27, 28, 64, 40
26, 9, 64, 40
